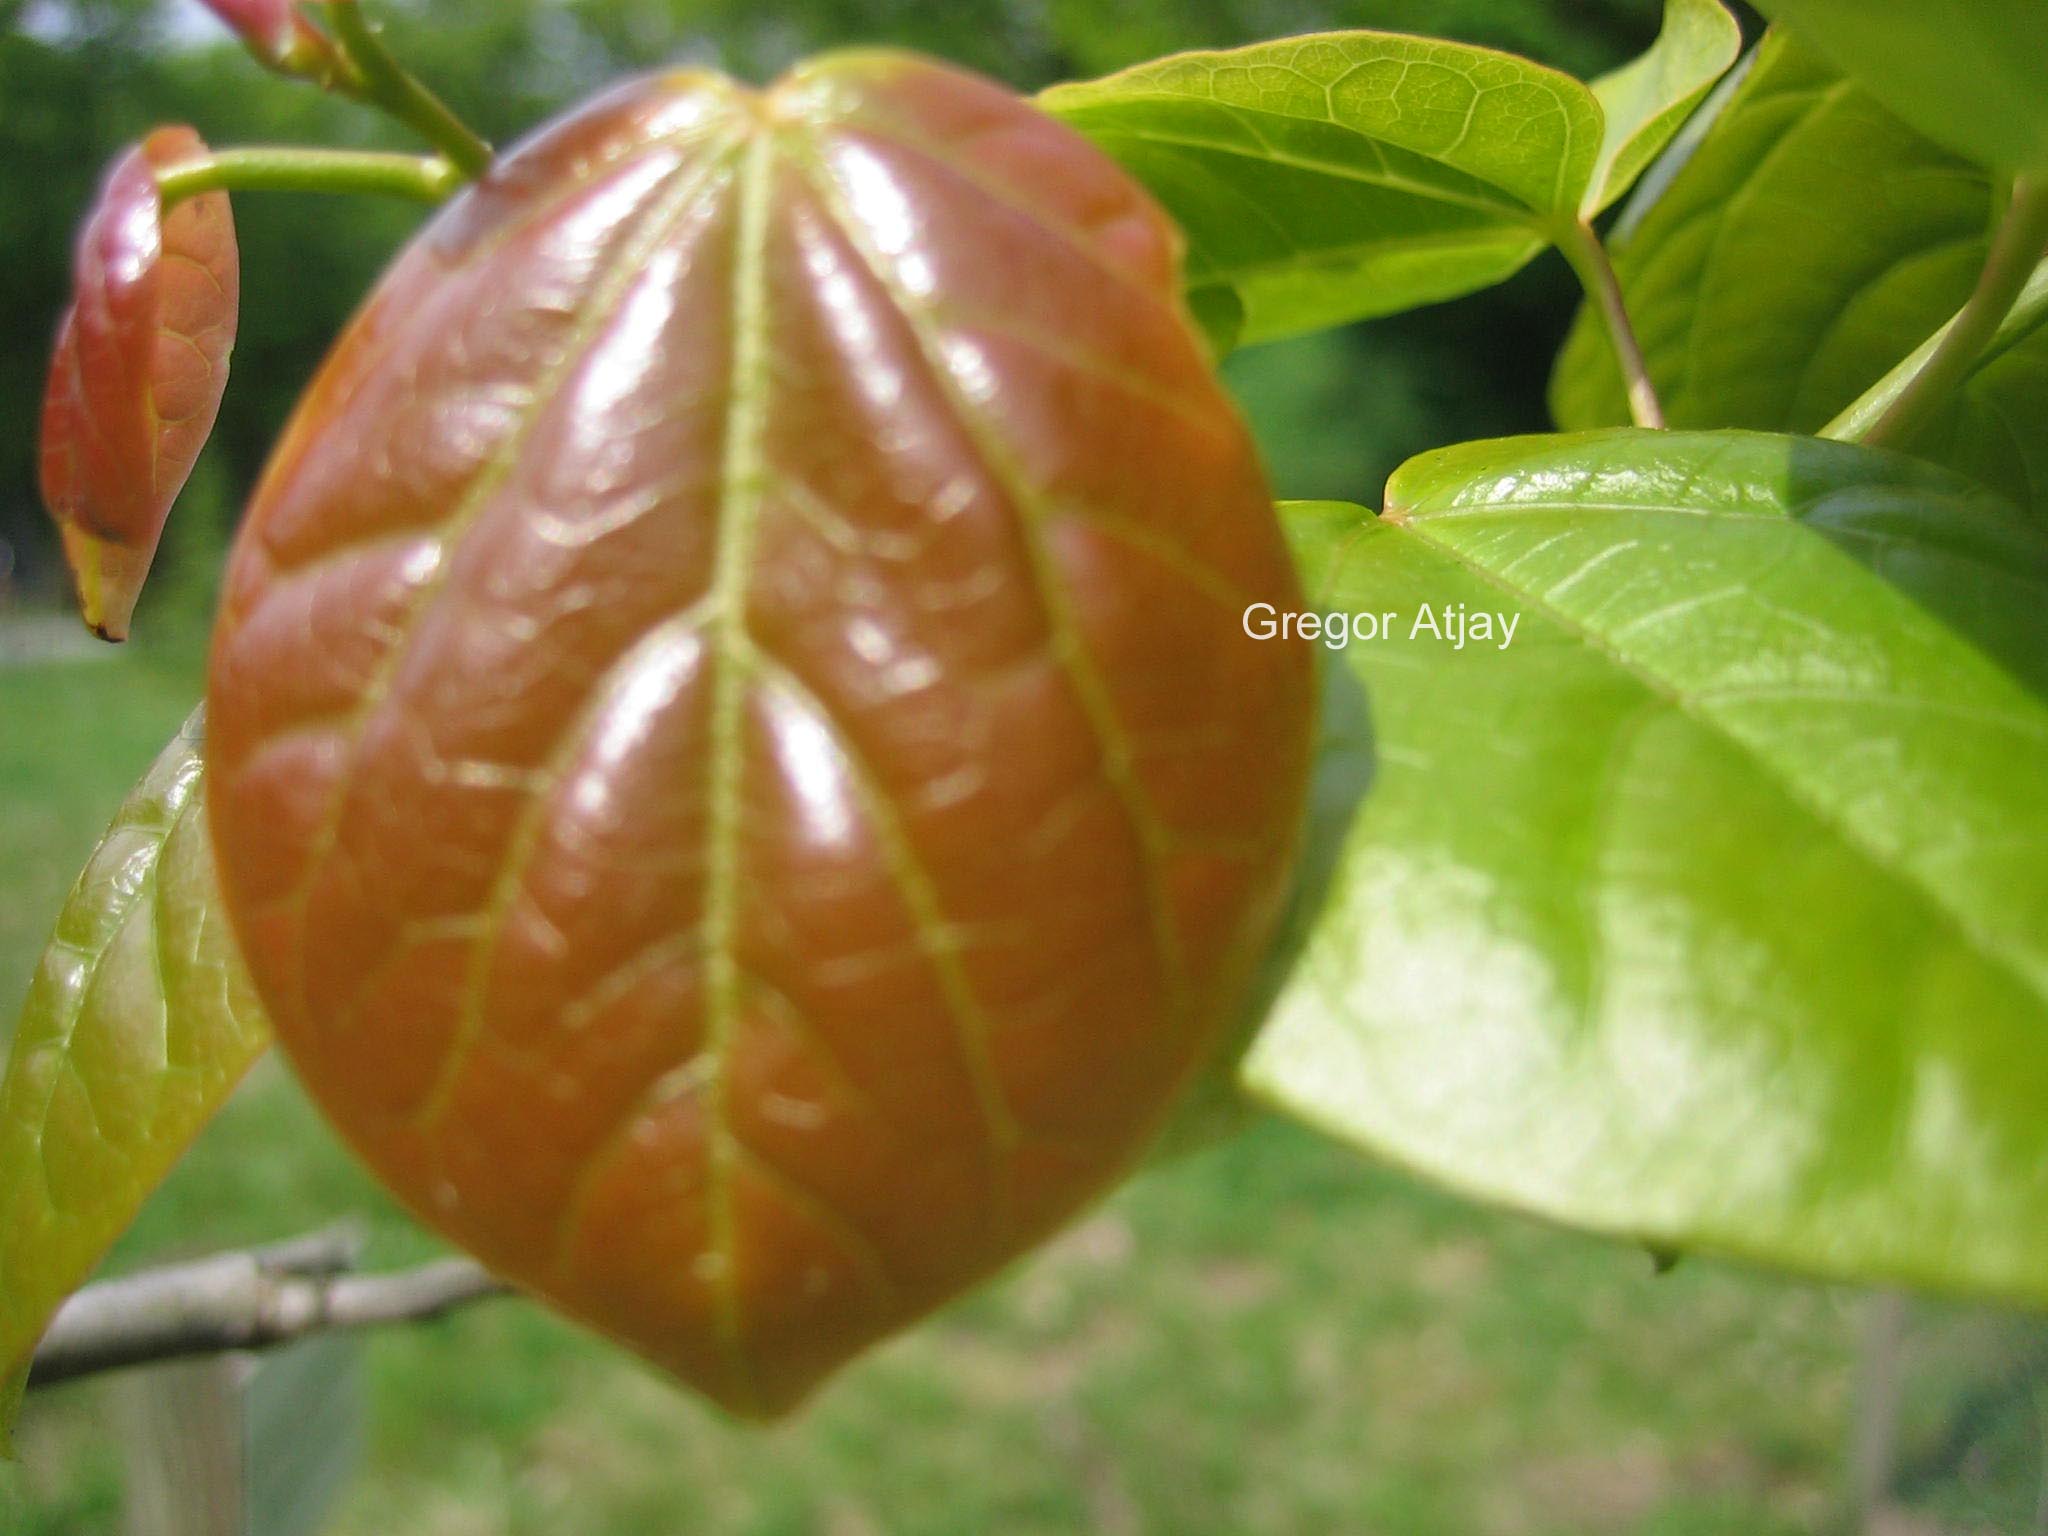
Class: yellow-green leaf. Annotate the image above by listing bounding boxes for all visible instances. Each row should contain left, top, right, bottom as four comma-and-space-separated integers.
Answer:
1584, 0, 1742, 215
1248, 430, 2048, 1305
1043, 9, 1740, 347
0, 710, 268, 1427
1042, 31, 1601, 346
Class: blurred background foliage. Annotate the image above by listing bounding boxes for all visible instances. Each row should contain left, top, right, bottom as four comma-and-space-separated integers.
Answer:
8, 4, 2048, 1534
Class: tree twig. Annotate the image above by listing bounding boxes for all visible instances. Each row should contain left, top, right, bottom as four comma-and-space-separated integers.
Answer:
26, 1228, 510, 1389
1849, 1289, 1908, 1534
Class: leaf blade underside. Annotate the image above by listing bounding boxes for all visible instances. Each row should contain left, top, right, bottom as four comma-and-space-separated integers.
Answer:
1043, 2, 1739, 348
1751, 0, 2048, 174
1248, 430, 2048, 1304
1041, 30, 1601, 346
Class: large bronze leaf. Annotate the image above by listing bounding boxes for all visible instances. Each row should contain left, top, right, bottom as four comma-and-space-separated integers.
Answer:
205, 56, 1314, 1414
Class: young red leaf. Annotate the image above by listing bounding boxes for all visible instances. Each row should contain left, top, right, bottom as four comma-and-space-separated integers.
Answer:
207, 57, 1315, 1415
196, 0, 336, 73
39, 127, 240, 642
200, 0, 293, 57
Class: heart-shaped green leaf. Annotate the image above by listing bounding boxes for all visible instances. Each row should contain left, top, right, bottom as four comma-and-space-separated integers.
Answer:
1751, 0, 2048, 173
0, 710, 269, 1424
1246, 430, 2048, 1304
1552, 32, 2048, 517
1583, 0, 1742, 216
1042, 4, 1738, 348
1041, 32, 1599, 346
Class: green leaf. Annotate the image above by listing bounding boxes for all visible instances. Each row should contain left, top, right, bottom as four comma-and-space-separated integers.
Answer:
1247, 430, 2048, 1305
1583, 0, 1742, 216
1552, 32, 2048, 517
1751, 0, 2048, 173
1041, 32, 1602, 346
0, 711, 268, 1420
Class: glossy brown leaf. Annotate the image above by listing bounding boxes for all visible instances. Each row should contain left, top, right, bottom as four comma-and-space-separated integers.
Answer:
205, 55, 1314, 1414
39, 127, 240, 642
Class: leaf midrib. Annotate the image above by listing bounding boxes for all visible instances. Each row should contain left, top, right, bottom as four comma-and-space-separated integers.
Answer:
699, 126, 777, 1412
1056, 114, 1542, 222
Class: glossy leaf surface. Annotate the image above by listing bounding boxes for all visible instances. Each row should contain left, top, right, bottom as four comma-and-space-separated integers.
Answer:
1583, 0, 1741, 216
1041, 4, 1736, 348
1752, 0, 2048, 173
1552, 34, 2048, 516
0, 712, 268, 1410
206, 57, 1314, 1415
1247, 431, 2048, 1304
39, 127, 240, 642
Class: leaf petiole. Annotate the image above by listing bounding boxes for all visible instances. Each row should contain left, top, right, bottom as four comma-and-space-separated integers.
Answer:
155, 147, 465, 210
1554, 218, 1667, 430
1826, 174, 2048, 450
320, 1, 493, 180
1823, 259, 2048, 448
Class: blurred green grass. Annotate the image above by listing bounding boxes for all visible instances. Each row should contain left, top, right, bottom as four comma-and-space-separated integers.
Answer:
2, 635, 2042, 1535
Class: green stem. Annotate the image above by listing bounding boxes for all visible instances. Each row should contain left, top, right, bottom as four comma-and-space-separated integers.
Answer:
156, 148, 464, 209
323, 2, 493, 179
1823, 260, 2048, 445
1825, 174, 2048, 448
1556, 219, 1666, 430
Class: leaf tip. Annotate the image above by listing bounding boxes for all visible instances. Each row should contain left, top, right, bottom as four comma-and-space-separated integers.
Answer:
57, 526, 140, 644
